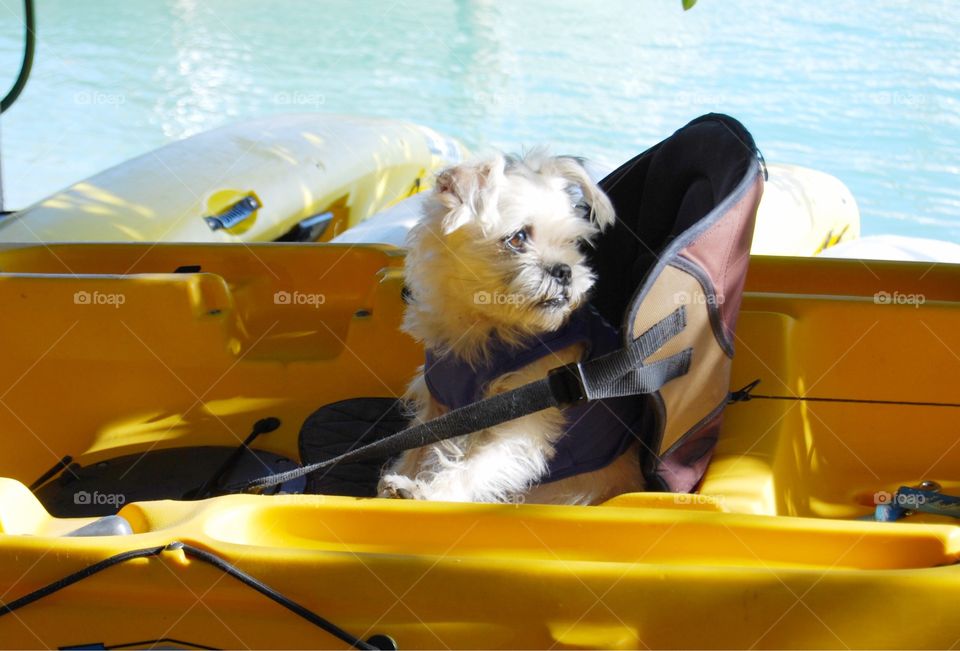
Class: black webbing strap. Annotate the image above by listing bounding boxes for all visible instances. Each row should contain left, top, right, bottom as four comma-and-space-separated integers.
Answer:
575, 305, 687, 401
237, 307, 691, 493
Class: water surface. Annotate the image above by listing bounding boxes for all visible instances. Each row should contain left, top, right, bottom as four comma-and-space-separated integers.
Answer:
1, 1, 957, 240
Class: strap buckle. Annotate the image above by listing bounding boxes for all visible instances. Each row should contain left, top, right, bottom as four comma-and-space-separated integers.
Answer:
547, 363, 588, 408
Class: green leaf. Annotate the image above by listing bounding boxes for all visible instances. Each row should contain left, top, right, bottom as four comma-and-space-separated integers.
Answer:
682, 0, 698, 10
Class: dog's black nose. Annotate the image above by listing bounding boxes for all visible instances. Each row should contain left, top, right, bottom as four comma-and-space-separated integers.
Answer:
549, 263, 572, 284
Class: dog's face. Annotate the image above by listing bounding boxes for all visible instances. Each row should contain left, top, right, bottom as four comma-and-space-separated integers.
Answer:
406, 152, 616, 344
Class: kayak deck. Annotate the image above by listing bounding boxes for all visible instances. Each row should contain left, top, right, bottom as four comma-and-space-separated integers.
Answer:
1, 481, 959, 648
0, 243, 958, 648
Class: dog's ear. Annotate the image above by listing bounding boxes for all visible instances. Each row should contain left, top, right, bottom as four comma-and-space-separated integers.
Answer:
544, 156, 616, 231
435, 156, 505, 234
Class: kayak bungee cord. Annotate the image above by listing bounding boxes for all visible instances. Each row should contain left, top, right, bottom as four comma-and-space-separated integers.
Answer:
729, 379, 960, 409
0, 541, 393, 651
0, 545, 165, 616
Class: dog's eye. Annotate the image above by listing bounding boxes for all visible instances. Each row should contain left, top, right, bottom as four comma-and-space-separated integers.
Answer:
504, 227, 530, 252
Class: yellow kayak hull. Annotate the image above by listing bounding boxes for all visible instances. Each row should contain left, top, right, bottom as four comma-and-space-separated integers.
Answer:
0, 115, 466, 243
0, 243, 957, 648
752, 163, 860, 255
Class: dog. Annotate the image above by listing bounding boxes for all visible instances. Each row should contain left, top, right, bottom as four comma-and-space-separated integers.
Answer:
377, 152, 645, 505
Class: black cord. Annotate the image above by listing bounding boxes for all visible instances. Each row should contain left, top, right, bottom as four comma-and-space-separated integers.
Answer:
190, 417, 281, 499
0, 545, 166, 616
1, 0, 35, 113
749, 394, 960, 409
102, 638, 217, 650
0, 541, 387, 650
729, 379, 960, 409
174, 543, 380, 650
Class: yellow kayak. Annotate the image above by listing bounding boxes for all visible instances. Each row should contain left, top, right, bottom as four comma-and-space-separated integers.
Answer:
335, 160, 860, 256
752, 162, 859, 255
0, 241, 957, 649
0, 114, 466, 243
0, 112, 933, 650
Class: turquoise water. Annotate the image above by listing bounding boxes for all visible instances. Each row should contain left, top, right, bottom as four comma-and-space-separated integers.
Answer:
1, 1, 958, 240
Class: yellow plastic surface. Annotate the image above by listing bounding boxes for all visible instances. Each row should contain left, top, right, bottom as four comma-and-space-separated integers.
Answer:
0, 244, 958, 648
751, 163, 860, 256
0, 115, 466, 243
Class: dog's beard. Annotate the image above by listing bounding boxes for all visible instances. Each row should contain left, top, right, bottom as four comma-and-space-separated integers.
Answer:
404, 221, 600, 358
403, 239, 596, 360
501, 259, 594, 331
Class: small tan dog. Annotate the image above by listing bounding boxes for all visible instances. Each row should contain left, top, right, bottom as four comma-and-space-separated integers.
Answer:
377, 152, 644, 505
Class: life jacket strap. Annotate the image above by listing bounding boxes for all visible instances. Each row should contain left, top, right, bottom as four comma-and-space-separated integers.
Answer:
238, 306, 690, 494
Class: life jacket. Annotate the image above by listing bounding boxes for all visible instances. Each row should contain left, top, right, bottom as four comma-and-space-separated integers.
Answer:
423, 306, 643, 483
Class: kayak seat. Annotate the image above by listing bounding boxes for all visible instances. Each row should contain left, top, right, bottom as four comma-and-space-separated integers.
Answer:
299, 398, 407, 496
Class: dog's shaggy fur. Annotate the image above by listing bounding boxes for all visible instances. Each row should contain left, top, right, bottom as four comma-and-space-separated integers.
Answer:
377, 152, 644, 505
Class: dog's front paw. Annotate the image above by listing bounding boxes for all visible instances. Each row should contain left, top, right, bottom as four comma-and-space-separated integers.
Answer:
377, 474, 424, 500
